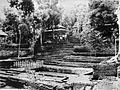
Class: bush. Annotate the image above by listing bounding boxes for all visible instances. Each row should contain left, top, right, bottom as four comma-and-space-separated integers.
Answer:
72, 47, 115, 56
73, 46, 90, 52
92, 63, 118, 80
68, 36, 80, 44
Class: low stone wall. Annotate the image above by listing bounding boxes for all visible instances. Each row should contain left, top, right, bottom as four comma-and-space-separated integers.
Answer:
92, 63, 118, 80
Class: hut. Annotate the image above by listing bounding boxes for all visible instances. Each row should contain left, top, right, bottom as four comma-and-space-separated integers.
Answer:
0, 30, 7, 37
0, 30, 7, 44
43, 25, 67, 45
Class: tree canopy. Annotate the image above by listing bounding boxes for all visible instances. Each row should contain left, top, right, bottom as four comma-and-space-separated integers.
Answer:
79, 0, 119, 51
8, 0, 34, 17
34, 0, 62, 30
2, 0, 35, 44
61, 13, 77, 30
89, 0, 119, 39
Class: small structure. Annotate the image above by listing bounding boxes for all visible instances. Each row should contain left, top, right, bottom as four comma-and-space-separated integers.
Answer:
42, 25, 67, 45
34, 25, 67, 53
0, 30, 7, 45
0, 30, 7, 37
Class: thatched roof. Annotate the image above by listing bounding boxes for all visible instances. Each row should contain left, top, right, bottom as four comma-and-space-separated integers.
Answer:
0, 30, 7, 37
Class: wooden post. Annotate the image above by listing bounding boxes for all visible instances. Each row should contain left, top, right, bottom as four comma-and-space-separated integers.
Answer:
18, 29, 21, 58
33, 24, 35, 56
40, 27, 43, 51
115, 39, 117, 56
116, 0, 120, 54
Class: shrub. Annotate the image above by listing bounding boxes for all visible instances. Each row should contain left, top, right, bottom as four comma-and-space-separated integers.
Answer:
73, 46, 90, 52
92, 63, 118, 80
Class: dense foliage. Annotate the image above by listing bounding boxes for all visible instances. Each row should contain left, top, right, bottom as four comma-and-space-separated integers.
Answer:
32, 1, 62, 54
61, 12, 77, 30
86, 0, 119, 51
89, 0, 118, 38
34, 2, 62, 30
9, 0, 34, 17
2, 0, 35, 45
2, 11, 19, 43
18, 23, 32, 44
2, 0, 119, 54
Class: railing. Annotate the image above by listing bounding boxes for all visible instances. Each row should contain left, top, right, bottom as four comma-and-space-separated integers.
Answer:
0, 57, 44, 69
13, 60, 43, 69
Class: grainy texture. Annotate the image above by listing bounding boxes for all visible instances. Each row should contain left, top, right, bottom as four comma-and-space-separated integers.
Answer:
92, 63, 118, 80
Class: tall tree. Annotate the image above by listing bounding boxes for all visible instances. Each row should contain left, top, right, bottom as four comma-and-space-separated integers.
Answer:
8, 0, 34, 17
61, 12, 77, 30
89, 0, 118, 40
87, 0, 119, 50
32, 0, 62, 54
2, 10, 19, 43
5, 0, 35, 45
34, 0, 61, 30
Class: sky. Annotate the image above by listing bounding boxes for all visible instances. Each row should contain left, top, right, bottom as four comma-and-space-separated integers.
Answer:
0, 0, 89, 19
57, 0, 89, 16
58, 0, 88, 9
0, 0, 9, 19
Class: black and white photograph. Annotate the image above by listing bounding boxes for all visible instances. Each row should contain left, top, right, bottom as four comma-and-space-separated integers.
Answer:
0, 0, 120, 90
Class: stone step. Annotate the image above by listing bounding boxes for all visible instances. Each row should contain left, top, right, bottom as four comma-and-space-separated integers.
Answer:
35, 71, 77, 78
0, 68, 25, 72
8, 73, 71, 90
72, 52, 115, 57
8, 70, 93, 90
0, 68, 24, 78
17, 71, 72, 84
0, 69, 65, 89
63, 56, 110, 63
0, 71, 12, 76
0, 71, 8, 82
0, 78, 7, 82
38, 65, 93, 75
44, 60, 98, 68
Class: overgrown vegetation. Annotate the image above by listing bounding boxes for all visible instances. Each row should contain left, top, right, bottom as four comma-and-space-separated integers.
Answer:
80, 0, 119, 51
0, 0, 119, 56
0, 0, 62, 54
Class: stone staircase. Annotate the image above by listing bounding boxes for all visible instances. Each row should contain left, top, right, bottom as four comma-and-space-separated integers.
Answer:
0, 68, 26, 89
42, 43, 109, 68
0, 43, 110, 89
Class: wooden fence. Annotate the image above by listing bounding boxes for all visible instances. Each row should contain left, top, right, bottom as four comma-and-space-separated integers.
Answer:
0, 57, 44, 70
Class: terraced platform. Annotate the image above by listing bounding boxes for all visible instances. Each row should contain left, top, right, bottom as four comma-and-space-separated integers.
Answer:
0, 43, 112, 89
